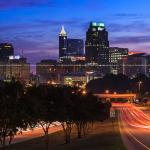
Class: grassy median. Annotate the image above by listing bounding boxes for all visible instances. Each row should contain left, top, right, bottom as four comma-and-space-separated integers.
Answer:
6, 119, 126, 150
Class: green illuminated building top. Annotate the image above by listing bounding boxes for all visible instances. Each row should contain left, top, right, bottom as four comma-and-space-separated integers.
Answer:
85, 22, 109, 64
91, 22, 105, 27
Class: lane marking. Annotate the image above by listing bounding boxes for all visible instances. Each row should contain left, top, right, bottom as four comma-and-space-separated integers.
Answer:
119, 110, 150, 150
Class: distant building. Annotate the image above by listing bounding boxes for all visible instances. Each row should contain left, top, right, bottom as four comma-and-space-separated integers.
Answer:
119, 53, 147, 77
0, 43, 14, 61
85, 22, 109, 64
0, 56, 30, 82
36, 59, 110, 84
67, 38, 84, 56
146, 55, 150, 76
59, 26, 84, 63
36, 58, 88, 84
59, 26, 68, 62
109, 47, 128, 74
36, 59, 58, 83
29, 74, 40, 86
63, 74, 87, 87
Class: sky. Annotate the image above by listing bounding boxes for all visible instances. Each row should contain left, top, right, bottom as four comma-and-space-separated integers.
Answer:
1, 0, 150, 64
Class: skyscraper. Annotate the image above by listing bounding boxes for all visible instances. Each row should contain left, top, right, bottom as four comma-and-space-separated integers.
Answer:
0, 43, 14, 61
59, 26, 67, 62
85, 22, 109, 64
67, 38, 84, 56
59, 26, 85, 63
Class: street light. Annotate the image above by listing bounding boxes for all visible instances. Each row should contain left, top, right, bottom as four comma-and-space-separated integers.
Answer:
138, 81, 143, 95
105, 90, 109, 94
82, 90, 87, 95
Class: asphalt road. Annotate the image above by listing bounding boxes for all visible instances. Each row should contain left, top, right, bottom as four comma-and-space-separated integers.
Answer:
6, 124, 62, 145
115, 103, 150, 150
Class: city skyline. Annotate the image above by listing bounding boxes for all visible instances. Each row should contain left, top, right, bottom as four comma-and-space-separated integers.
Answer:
1, 0, 150, 63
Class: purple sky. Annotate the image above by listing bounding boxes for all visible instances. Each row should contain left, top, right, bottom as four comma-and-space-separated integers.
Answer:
0, 0, 150, 64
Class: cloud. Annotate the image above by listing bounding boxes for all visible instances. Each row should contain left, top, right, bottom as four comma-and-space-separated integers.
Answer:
0, 21, 53, 32
0, 0, 54, 9
114, 13, 143, 18
0, 18, 83, 33
38, 19, 80, 26
25, 48, 58, 64
111, 35, 150, 45
36, 18, 87, 30
108, 21, 150, 33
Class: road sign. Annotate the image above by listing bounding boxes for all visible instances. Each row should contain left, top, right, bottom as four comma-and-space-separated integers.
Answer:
110, 110, 115, 118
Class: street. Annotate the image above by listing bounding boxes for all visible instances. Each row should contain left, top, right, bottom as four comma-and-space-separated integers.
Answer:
114, 103, 150, 150
6, 124, 62, 145
5, 103, 150, 150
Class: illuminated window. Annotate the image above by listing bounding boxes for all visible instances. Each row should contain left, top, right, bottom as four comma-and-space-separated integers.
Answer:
98, 27, 103, 31
92, 28, 96, 31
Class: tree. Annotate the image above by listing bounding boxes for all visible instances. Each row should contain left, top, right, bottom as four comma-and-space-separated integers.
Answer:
87, 74, 131, 94
0, 80, 26, 150
56, 86, 76, 144
73, 93, 111, 138
73, 93, 91, 138
24, 85, 57, 150
131, 73, 150, 96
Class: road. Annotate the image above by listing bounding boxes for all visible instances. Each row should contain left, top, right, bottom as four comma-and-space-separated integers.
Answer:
5, 103, 150, 150
114, 103, 150, 150
6, 124, 62, 145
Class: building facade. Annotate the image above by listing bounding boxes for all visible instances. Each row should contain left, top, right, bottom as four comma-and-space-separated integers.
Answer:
109, 47, 128, 74
0, 43, 14, 61
59, 26, 84, 63
36, 59, 58, 83
0, 56, 30, 82
119, 53, 147, 77
85, 22, 109, 64
59, 26, 68, 62
145, 55, 150, 76
67, 38, 84, 56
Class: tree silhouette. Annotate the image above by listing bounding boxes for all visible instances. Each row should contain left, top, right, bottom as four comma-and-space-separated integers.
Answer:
87, 74, 131, 94
24, 85, 57, 150
0, 80, 26, 149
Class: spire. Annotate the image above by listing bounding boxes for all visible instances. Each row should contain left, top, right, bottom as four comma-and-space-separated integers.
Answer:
59, 26, 67, 36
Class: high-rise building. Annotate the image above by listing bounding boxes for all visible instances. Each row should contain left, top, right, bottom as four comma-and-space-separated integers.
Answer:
67, 38, 84, 56
59, 26, 85, 63
0, 43, 14, 61
59, 26, 67, 62
85, 22, 109, 64
109, 47, 128, 74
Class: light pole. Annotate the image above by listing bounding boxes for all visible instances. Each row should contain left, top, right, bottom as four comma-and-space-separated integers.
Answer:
138, 81, 142, 97
138, 81, 142, 93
